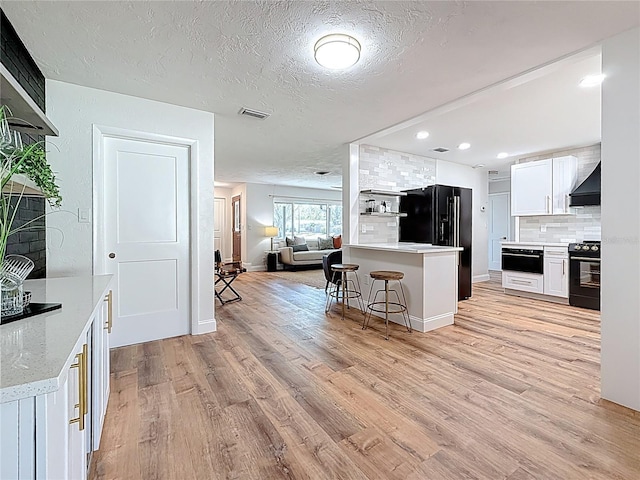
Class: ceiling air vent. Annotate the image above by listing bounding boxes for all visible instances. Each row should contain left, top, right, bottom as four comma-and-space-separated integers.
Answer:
432, 147, 449, 153
488, 170, 499, 175
238, 107, 270, 120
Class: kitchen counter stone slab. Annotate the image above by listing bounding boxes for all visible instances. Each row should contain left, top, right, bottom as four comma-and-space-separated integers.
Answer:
0, 275, 112, 403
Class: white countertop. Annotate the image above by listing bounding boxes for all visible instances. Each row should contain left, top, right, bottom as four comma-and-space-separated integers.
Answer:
346, 243, 463, 254
501, 241, 570, 247
1, 275, 113, 403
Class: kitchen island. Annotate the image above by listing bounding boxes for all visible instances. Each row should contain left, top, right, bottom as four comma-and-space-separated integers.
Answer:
344, 243, 462, 332
0, 275, 113, 480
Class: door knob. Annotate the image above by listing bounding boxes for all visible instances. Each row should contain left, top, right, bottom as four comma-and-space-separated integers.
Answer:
502, 237, 507, 240
108, 253, 116, 259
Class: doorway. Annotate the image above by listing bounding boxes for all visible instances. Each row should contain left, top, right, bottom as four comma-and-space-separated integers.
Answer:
232, 195, 241, 262
94, 128, 193, 347
488, 193, 510, 271
214, 197, 226, 258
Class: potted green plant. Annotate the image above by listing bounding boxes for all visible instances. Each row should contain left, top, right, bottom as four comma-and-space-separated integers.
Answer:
0, 106, 62, 316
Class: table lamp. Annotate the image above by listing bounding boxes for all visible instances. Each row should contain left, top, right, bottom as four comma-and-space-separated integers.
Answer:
265, 226, 279, 251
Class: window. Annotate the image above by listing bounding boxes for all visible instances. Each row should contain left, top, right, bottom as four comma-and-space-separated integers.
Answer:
274, 200, 342, 240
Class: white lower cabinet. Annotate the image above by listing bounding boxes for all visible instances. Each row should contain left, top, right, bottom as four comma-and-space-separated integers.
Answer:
543, 248, 569, 298
0, 289, 113, 480
502, 271, 544, 294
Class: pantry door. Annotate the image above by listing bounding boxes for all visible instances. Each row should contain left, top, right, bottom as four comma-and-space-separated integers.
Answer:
100, 135, 190, 347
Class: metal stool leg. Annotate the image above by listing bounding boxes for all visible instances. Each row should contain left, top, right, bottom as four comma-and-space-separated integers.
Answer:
341, 271, 347, 319
363, 280, 376, 329
397, 280, 412, 333
384, 280, 390, 340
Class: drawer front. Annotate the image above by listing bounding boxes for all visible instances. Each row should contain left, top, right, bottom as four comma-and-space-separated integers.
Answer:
502, 271, 544, 294
544, 246, 568, 258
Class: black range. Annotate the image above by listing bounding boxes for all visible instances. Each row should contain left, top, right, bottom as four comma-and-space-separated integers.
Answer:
568, 241, 600, 311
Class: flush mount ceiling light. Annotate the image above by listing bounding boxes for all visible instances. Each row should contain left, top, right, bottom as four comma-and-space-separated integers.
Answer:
497, 152, 509, 159
458, 142, 471, 150
473, 164, 485, 169
579, 74, 606, 87
314, 34, 361, 69
416, 131, 430, 140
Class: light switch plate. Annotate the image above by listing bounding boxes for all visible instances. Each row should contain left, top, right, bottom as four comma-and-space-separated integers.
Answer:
361, 224, 367, 233
78, 208, 91, 223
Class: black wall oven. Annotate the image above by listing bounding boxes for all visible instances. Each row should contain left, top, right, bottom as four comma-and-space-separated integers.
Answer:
502, 248, 544, 274
569, 241, 600, 310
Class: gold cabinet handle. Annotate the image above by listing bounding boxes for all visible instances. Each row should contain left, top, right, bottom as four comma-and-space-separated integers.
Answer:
69, 349, 85, 431
104, 290, 113, 333
82, 343, 88, 416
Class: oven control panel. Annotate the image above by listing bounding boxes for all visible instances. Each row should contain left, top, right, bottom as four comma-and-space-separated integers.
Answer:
569, 242, 601, 257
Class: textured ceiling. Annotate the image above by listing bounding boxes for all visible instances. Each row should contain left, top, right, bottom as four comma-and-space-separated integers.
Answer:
2, 1, 639, 189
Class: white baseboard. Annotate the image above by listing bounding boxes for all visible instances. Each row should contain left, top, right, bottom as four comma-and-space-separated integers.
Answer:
193, 318, 216, 335
246, 265, 266, 272
409, 313, 455, 332
473, 274, 491, 283
367, 310, 454, 333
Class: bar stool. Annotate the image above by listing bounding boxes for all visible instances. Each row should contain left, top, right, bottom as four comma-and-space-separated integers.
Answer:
364, 271, 412, 340
326, 264, 365, 320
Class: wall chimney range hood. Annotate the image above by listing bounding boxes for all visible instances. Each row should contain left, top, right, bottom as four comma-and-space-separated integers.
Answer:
569, 162, 601, 207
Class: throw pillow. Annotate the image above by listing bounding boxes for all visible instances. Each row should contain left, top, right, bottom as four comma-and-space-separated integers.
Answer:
333, 235, 342, 248
286, 237, 295, 247
318, 237, 334, 250
293, 235, 307, 245
292, 244, 309, 252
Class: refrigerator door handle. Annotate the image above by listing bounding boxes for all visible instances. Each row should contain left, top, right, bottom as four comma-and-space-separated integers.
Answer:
454, 196, 461, 247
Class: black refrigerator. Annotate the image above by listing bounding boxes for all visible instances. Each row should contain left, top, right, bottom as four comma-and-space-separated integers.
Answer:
399, 184, 472, 300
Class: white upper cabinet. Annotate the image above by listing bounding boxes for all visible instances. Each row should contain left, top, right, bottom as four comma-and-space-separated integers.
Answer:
511, 159, 552, 216
551, 155, 578, 214
511, 156, 578, 216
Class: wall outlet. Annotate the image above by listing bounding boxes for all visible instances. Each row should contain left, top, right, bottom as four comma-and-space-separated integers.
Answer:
540, 225, 547, 232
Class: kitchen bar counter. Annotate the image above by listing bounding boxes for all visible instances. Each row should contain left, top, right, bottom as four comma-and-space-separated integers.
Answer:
344, 244, 462, 333
501, 241, 570, 247
346, 242, 464, 254
0, 275, 112, 403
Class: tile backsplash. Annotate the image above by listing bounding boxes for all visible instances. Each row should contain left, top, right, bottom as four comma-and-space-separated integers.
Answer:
518, 206, 601, 243
359, 145, 436, 244
518, 144, 601, 243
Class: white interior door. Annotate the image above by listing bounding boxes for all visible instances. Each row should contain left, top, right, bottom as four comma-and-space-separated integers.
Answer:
488, 193, 510, 271
103, 136, 190, 347
214, 197, 225, 258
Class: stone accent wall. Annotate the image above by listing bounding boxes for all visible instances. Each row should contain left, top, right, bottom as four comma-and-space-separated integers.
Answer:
518, 144, 601, 243
5, 197, 47, 278
1, 8, 48, 278
358, 145, 436, 244
1, 10, 46, 112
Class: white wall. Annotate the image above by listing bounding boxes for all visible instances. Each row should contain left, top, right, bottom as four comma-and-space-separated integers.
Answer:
489, 179, 510, 194
601, 27, 640, 411
240, 183, 341, 271
45, 80, 215, 334
436, 160, 489, 282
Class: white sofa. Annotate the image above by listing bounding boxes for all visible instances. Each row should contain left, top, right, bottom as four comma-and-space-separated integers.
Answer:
276, 239, 340, 268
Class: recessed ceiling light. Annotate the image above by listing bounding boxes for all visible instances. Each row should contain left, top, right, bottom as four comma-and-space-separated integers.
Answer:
458, 143, 471, 150
416, 131, 430, 140
314, 170, 331, 176
497, 152, 509, 159
579, 74, 606, 87
473, 164, 485, 169
314, 34, 361, 69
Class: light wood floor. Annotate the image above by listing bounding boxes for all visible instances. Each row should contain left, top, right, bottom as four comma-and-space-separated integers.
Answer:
90, 273, 640, 480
